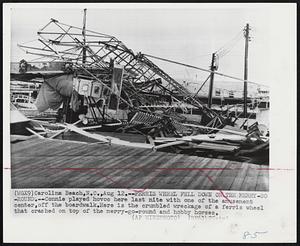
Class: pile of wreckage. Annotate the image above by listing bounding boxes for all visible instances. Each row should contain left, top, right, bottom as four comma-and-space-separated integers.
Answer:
10, 15, 269, 164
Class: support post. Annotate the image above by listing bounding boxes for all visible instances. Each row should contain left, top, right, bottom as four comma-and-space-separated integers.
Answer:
208, 53, 216, 108
82, 8, 87, 64
243, 23, 250, 118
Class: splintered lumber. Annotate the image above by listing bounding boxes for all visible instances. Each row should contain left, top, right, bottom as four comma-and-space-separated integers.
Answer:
25, 127, 45, 139
154, 140, 187, 150
182, 123, 247, 136
30, 119, 65, 130
48, 119, 81, 139
62, 123, 154, 149
154, 133, 247, 144
191, 142, 239, 152
222, 125, 247, 134
61, 123, 111, 143
49, 128, 69, 139
190, 134, 246, 142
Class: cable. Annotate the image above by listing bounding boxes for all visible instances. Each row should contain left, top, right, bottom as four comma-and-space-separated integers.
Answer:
215, 30, 243, 54
217, 34, 244, 58
192, 74, 211, 98
143, 53, 269, 87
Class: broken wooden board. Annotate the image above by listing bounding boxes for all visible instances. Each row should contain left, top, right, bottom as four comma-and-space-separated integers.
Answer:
189, 142, 240, 152
62, 123, 154, 149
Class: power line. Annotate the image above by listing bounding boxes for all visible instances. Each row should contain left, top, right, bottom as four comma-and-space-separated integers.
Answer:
215, 30, 244, 54
216, 32, 244, 59
143, 53, 269, 87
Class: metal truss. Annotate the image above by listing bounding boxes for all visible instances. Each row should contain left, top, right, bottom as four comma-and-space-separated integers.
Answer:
18, 18, 224, 127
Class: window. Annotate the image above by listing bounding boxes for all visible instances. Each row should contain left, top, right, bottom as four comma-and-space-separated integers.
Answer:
94, 86, 100, 94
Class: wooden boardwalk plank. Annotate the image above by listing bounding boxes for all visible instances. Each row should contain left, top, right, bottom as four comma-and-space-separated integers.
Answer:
155, 155, 201, 189
192, 158, 229, 190
230, 162, 251, 191
213, 161, 243, 190
179, 157, 212, 190
240, 165, 261, 191
255, 169, 269, 191
10, 138, 269, 191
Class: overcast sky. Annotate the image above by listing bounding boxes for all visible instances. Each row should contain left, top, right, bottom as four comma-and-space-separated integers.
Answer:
9, 3, 296, 87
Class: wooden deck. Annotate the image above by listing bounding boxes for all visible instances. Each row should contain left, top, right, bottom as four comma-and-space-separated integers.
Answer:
10, 138, 269, 191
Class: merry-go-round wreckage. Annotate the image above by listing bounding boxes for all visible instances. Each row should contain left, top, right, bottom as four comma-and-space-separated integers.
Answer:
10, 10, 269, 190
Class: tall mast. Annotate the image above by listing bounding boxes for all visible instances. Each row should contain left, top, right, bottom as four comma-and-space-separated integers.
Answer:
208, 52, 216, 108
243, 23, 250, 118
82, 8, 87, 64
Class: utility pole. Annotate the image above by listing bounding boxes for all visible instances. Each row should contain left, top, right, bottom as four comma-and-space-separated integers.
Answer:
208, 52, 216, 108
243, 23, 250, 118
82, 8, 87, 64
